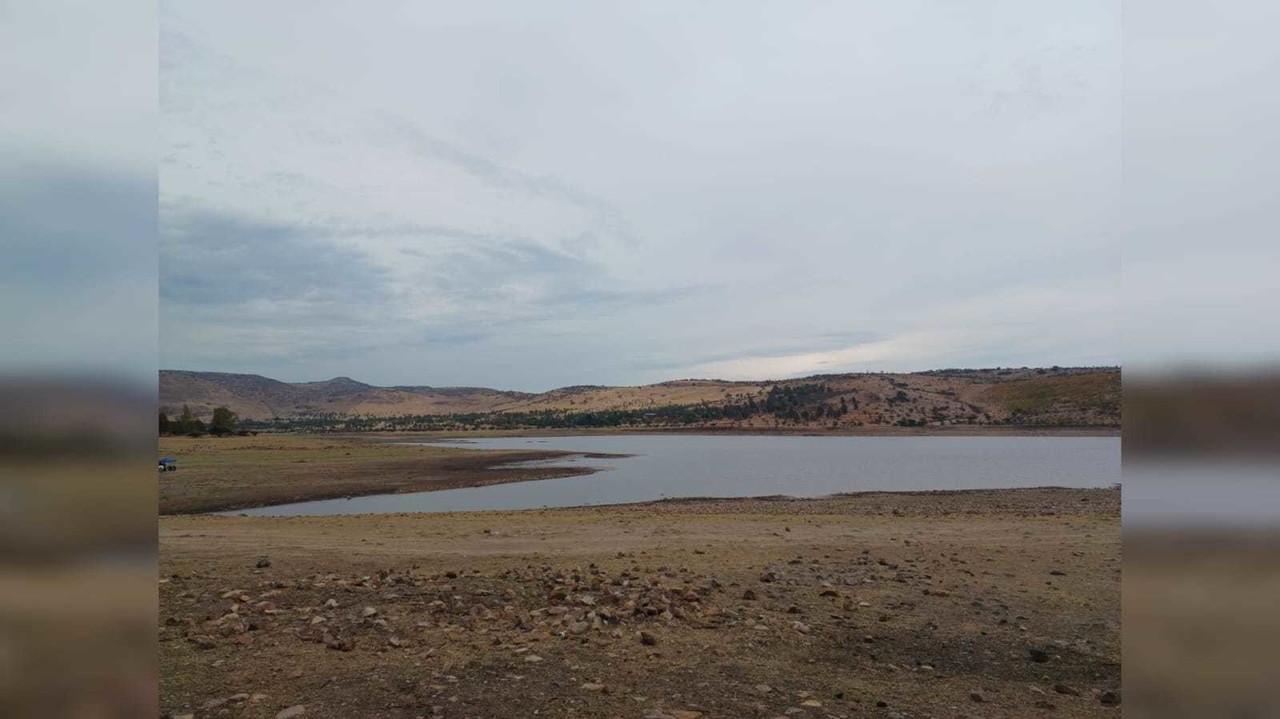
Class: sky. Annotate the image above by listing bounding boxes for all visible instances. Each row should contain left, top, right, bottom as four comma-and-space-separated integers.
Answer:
159, 1, 1123, 390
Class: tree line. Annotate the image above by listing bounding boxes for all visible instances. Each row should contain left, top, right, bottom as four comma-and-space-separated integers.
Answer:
159, 404, 245, 436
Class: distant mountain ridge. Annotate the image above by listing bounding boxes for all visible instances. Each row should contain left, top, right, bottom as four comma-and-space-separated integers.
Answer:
160, 367, 1120, 429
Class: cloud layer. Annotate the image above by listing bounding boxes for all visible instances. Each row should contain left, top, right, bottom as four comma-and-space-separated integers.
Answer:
161, 1, 1120, 389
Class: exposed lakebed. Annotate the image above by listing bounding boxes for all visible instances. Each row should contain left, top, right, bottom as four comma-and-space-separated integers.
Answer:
224, 434, 1120, 516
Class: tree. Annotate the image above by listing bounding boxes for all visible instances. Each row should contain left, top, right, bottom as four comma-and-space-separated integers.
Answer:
209, 406, 239, 436
159, 412, 171, 435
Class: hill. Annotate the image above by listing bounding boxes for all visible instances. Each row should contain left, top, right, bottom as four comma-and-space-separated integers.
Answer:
160, 366, 1119, 431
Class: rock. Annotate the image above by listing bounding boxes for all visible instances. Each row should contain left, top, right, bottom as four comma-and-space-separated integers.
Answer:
1049, 570, 1066, 576
672, 711, 703, 719
324, 635, 354, 652
581, 682, 605, 692
1099, 690, 1121, 706
524, 654, 544, 663
755, 684, 773, 694
1034, 700, 1057, 710
791, 621, 811, 635
276, 706, 306, 719
640, 630, 657, 646
1029, 648, 1050, 663
800, 699, 822, 708
361, 606, 377, 618
1053, 684, 1080, 696
969, 692, 984, 703
742, 589, 758, 601
760, 571, 778, 583
324, 599, 338, 609
256, 557, 271, 568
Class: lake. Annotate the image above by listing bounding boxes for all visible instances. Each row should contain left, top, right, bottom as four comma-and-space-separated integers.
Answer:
224, 434, 1121, 516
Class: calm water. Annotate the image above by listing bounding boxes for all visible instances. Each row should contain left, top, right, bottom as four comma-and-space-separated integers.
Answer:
225, 434, 1120, 516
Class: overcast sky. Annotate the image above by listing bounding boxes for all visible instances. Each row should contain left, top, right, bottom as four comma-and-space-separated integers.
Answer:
160, 1, 1121, 390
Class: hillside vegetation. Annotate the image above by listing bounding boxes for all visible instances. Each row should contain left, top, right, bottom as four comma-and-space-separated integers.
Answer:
161, 367, 1119, 432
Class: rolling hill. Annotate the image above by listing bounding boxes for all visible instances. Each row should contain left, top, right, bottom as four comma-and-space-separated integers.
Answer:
160, 367, 1120, 430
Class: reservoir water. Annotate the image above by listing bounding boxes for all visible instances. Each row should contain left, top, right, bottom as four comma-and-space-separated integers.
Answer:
224, 434, 1121, 516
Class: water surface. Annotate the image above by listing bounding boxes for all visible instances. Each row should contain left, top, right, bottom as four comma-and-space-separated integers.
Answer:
226, 434, 1119, 516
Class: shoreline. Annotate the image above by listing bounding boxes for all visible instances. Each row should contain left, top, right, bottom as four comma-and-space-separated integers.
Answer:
213, 484, 1123, 520
310, 424, 1121, 440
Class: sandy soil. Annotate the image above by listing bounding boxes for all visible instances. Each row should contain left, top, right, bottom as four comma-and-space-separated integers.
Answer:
160, 487, 1120, 718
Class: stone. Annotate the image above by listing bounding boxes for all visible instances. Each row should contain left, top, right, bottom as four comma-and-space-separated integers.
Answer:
969, 692, 984, 703
1029, 648, 1050, 663
276, 706, 306, 719
672, 711, 703, 719
1099, 690, 1121, 706
581, 683, 605, 692
800, 699, 822, 708
361, 606, 378, 618
640, 630, 657, 646
256, 557, 271, 568
742, 589, 758, 601
1053, 684, 1080, 696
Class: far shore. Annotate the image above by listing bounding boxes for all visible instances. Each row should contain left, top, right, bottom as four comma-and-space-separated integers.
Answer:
315, 424, 1121, 441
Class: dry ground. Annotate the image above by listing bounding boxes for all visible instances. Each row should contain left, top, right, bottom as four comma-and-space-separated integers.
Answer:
158, 436, 618, 515
160, 488, 1120, 719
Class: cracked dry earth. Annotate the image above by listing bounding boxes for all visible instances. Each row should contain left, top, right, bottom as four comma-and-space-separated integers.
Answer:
160, 488, 1120, 719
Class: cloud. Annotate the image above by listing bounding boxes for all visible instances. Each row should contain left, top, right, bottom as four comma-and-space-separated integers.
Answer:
159, 2, 1121, 388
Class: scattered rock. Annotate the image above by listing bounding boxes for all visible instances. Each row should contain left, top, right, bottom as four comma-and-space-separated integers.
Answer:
742, 589, 758, 601
640, 630, 658, 646
581, 682, 605, 692
360, 606, 378, 618
256, 557, 271, 568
